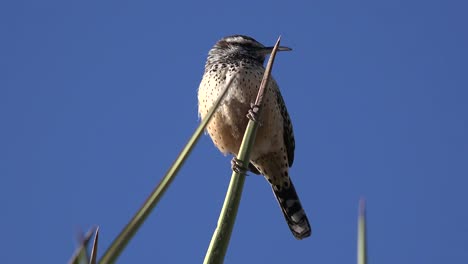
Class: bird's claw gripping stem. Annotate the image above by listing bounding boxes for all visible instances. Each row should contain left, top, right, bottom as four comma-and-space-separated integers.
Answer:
247, 103, 260, 123
231, 157, 248, 174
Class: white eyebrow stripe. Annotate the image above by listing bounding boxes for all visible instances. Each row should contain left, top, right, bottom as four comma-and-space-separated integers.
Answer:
224, 36, 262, 47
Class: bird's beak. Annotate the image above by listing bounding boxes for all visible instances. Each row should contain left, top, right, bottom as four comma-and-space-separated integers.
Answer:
277, 46, 292, 52
261, 46, 292, 54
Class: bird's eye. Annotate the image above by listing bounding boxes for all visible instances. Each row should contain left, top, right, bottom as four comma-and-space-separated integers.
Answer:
234, 41, 257, 49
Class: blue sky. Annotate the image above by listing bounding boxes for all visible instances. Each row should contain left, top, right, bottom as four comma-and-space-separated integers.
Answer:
1, 0, 467, 263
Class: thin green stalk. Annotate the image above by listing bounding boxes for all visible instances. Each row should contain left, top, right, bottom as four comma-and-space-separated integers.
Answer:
358, 198, 367, 264
68, 227, 96, 264
89, 227, 99, 264
98, 77, 235, 264
203, 36, 283, 264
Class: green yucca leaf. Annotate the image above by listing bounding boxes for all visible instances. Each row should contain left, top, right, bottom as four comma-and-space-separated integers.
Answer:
89, 227, 99, 264
68, 227, 96, 264
358, 198, 367, 264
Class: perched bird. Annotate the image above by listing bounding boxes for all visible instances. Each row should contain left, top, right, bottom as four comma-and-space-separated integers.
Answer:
197, 35, 311, 239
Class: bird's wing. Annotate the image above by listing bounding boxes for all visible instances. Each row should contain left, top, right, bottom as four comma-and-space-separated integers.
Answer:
275, 88, 295, 167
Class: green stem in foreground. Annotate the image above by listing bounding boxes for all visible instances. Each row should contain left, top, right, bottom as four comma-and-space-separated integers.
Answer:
358, 198, 367, 264
203, 36, 283, 264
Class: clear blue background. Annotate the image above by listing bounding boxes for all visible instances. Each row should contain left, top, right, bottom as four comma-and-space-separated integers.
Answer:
2, 0, 467, 263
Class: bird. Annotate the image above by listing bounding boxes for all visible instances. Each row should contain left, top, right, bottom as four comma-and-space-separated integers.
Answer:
197, 35, 311, 239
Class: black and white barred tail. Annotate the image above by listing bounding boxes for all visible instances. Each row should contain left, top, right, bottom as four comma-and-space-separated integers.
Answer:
271, 180, 311, 239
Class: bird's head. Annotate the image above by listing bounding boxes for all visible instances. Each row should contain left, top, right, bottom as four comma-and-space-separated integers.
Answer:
206, 35, 291, 67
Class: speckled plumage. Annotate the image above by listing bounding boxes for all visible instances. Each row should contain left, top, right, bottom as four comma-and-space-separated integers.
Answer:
197, 35, 311, 239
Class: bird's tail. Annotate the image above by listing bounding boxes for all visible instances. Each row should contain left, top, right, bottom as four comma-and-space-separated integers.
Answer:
271, 180, 311, 239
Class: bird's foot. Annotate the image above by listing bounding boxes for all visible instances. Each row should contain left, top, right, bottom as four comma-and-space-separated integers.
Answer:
247, 103, 261, 124
231, 157, 248, 174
